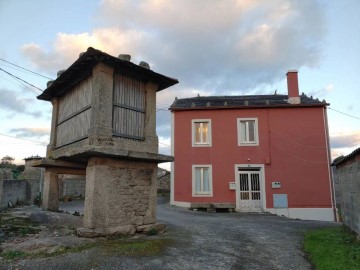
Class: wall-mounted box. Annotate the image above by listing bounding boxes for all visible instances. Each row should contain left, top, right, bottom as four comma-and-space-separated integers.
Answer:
229, 182, 236, 190
272, 181, 281, 189
273, 194, 288, 208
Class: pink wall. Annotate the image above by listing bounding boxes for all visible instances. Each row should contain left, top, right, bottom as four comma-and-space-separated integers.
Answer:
173, 106, 332, 208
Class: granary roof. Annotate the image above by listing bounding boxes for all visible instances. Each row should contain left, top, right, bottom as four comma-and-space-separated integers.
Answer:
169, 94, 328, 111
37, 47, 179, 101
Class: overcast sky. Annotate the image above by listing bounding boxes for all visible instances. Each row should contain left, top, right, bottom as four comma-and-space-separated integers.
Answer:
0, 0, 359, 167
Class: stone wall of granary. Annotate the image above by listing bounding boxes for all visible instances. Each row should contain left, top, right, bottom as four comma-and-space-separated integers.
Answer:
336, 160, 360, 235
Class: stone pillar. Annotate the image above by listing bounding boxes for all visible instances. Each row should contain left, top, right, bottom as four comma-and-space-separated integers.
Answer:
42, 169, 59, 211
79, 157, 159, 237
144, 82, 159, 153
47, 97, 59, 157
88, 63, 114, 141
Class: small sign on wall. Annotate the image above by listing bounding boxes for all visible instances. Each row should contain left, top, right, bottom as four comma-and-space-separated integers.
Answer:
272, 181, 281, 189
229, 182, 236, 190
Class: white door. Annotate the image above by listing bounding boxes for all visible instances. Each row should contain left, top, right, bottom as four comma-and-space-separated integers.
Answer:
238, 171, 262, 212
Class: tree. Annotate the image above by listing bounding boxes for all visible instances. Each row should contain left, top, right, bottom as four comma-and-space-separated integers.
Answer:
1, 155, 14, 166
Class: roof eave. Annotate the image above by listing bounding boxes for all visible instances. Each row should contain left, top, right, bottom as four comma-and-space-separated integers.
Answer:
169, 103, 329, 111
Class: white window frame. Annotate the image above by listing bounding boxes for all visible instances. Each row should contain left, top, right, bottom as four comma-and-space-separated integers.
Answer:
237, 118, 259, 146
192, 165, 213, 197
192, 119, 212, 147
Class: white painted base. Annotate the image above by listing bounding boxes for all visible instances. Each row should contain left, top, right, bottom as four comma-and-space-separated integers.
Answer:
172, 201, 191, 208
266, 208, 335, 221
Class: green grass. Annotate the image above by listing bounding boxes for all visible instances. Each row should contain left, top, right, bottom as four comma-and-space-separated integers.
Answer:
304, 226, 360, 270
1, 238, 172, 261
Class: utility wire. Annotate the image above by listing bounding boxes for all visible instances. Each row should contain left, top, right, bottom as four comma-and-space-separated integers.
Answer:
0, 72, 39, 95
0, 67, 43, 93
0, 58, 53, 80
0, 133, 47, 144
328, 107, 360, 121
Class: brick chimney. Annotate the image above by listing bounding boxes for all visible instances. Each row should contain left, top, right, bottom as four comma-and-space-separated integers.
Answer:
287, 70, 300, 104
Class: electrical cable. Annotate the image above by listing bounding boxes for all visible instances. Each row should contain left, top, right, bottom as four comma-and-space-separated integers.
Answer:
0, 67, 43, 92
328, 107, 360, 121
0, 58, 53, 80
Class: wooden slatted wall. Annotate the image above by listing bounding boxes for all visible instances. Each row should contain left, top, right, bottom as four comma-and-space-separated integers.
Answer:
56, 77, 92, 147
113, 72, 145, 140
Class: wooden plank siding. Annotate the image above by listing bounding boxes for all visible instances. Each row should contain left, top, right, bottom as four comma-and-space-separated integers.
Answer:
56, 77, 92, 147
113, 72, 145, 140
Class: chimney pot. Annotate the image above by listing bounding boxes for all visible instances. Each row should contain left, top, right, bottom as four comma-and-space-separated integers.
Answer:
287, 70, 300, 104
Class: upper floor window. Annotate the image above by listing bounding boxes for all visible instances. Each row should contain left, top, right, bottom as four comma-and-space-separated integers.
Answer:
192, 165, 213, 196
237, 118, 259, 146
192, 119, 212, 147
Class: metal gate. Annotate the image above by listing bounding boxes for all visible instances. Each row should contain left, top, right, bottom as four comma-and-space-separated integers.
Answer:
238, 170, 262, 212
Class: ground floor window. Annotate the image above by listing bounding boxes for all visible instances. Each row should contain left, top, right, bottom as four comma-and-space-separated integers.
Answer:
192, 165, 213, 196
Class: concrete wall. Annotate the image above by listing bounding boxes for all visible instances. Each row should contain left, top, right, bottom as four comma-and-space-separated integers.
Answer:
59, 176, 86, 197
336, 160, 360, 235
1, 180, 29, 208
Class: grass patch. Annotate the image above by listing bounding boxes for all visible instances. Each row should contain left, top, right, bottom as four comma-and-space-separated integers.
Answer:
1, 250, 28, 260
0, 215, 41, 242
304, 226, 360, 270
103, 238, 172, 256
1, 238, 172, 262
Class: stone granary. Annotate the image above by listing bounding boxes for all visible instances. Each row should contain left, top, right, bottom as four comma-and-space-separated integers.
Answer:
33, 47, 178, 236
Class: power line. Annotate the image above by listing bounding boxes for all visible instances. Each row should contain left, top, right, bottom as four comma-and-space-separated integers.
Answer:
0, 133, 47, 144
0, 58, 53, 80
329, 107, 360, 121
0, 67, 43, 93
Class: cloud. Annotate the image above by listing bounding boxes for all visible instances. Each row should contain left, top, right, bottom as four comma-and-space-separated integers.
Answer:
307, 83, 334, 99
330, 132, 360, 149
9, 127, 50, 139
22, 0, 326, 94
0, 88, 43, 118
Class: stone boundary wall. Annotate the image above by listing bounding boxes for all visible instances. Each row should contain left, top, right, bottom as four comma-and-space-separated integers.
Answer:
1, 180, 29, 208
59, 177, 86, 197
335, 160, 360, 235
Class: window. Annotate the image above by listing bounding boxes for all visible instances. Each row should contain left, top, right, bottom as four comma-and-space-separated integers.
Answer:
237, 118, 259, 146
192, 119, 212, 146
192, 165, 213, 196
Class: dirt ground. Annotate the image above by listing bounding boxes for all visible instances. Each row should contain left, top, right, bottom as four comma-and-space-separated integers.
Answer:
0, 198, 340, 270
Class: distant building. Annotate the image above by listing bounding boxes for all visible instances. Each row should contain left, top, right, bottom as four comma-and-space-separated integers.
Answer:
170, 71, 335, 221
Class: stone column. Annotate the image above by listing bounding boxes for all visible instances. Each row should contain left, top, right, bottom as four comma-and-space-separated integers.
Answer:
88, 63, 114, 143
144, 82, 158, 153
46, 97, 59, 157
79, 157, 159, 237
42, 169, 59, 211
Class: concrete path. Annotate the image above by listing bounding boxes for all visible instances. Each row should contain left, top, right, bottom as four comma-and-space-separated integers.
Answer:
7, 197, 338, 269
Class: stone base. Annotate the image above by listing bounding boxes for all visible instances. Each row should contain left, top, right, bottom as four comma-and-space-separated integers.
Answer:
77, 222, 166, 238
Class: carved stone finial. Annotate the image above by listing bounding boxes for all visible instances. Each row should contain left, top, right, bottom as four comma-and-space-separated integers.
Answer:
47, 80, 54, 88
244, 100, 249, 106
206, 102, 211, 107
118, 54, 131, 61
224, 101, 228, 106
139, 61, 150, 69
191, 102, 196, 107
57, 70, 66, 78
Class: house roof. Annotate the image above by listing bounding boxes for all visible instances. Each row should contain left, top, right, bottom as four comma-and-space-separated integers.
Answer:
37, 47, 179, 101
332, 146, 360, 167
170, 94, 328, 111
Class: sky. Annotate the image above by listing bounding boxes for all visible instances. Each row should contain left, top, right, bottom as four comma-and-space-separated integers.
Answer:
0, 0, 359, 169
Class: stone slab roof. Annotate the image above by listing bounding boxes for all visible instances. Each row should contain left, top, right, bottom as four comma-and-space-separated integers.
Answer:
170, 94, 328, 111
332, 146, 360, 167
38, 47, 178, 101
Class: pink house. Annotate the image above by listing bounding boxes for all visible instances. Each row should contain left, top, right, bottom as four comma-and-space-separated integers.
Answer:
170, 71, 335, 221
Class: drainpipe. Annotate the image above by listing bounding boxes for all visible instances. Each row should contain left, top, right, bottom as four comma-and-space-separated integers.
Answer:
323, 106, 337, 221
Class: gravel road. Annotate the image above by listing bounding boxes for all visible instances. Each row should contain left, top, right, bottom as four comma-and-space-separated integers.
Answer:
2, 197, 338, 270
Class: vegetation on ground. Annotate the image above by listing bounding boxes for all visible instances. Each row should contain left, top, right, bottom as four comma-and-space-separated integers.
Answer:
304, 226, 360, 270
0, 155, 25, 179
